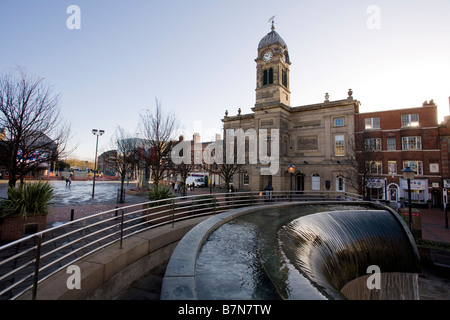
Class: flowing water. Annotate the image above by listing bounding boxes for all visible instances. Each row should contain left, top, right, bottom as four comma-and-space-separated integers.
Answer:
195, 203, 421, 300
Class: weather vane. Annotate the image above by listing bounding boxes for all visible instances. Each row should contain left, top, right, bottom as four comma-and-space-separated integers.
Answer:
268, 15, 276, 30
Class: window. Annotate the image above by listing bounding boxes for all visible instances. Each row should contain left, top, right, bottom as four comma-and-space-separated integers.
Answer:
403, 160, 423, 175
335, 135, 345, 156
366, 161, 382, 174
242, 171, 249, 185
365, 117, 380, 129
364, 138, 381, 151
334, 118, 344, 127
387, 137, 396, 150
401, 114, 419, 127
336, 174, 345, 192
263, 68, 274, 86
402, 136, 422, 150
388, 161, 397, 174
312, 173, 320, 190
282, 69, 288, 87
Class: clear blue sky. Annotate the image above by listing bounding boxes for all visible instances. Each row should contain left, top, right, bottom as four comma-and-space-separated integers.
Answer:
1, 0, 449, 161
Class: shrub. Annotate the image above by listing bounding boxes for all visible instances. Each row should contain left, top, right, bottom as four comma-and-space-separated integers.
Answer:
147, 184, 174, 208
0, 181, 55, 218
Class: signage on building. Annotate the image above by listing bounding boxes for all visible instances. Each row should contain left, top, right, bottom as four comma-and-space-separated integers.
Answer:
366, 178, 385, 188
444, 179, 450, 188
400, 179, 427, 190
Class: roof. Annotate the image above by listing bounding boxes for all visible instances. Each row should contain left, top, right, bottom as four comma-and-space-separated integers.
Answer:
258, 28, 288, 50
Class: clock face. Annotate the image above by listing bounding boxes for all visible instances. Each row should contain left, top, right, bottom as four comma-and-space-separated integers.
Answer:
263, 51, 273, 62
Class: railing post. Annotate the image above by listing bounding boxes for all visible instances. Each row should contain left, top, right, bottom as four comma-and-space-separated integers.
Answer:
213, 195, 217, 215
172, 199, 175, 228
32, 234, 42, 300
119, 209, 125, 249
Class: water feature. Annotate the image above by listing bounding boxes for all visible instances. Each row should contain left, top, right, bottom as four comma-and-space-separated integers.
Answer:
191, 203, 421, 300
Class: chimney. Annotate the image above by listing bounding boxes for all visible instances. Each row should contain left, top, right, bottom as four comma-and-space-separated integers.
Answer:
193, 132, 201, 143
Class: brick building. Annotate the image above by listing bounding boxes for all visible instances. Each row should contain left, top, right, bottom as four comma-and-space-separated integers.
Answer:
439, 100, 450, 208
355, 101, 445, 207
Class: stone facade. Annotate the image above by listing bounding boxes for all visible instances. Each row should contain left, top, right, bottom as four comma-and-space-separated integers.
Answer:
221, 25, 449, 207
222, 26, 359, 194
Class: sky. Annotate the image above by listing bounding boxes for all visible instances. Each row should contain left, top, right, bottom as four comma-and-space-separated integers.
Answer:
0, 0, 449, 161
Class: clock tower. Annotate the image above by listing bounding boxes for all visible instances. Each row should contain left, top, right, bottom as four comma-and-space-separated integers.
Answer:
254, 21, 291, 109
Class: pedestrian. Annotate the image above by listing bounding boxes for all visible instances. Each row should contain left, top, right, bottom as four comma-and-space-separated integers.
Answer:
174, 182, 178, 194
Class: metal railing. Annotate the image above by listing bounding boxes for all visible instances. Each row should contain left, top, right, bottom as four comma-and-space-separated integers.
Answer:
0, 190, 362, 300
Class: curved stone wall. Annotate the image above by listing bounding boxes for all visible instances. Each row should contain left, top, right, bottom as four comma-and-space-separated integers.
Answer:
161, 202, 421, 300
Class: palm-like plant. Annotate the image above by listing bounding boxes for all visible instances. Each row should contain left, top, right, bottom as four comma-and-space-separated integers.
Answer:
0, 181, 55, 218
147, 184, 174, 208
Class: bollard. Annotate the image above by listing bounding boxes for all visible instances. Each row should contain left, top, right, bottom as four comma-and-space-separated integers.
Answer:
446, 206, 449, 229
70, 209, 75, 221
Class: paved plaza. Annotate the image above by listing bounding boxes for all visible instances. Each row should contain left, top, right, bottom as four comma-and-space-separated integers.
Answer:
0, 180, 449, 300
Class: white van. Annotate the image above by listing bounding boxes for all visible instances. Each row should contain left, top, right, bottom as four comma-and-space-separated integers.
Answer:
186, 176, 205, 187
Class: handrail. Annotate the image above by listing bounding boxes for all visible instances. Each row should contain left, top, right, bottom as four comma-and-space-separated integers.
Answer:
0, 190, 362, 300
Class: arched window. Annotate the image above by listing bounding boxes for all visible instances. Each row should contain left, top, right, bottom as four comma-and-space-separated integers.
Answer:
242, 171, 249, 185
263, 70, 268, 86
269, 68, 273, 84
312, 173, 320, 190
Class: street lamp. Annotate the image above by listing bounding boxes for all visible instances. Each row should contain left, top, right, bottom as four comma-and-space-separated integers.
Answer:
288, 165, 295, 200
402, 166, 416, 231
92, 129, 105, 199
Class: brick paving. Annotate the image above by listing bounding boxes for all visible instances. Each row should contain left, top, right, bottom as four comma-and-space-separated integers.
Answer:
420, 208, 450, 243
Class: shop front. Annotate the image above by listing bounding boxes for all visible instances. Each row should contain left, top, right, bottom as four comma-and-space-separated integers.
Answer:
400, 178, 428, 204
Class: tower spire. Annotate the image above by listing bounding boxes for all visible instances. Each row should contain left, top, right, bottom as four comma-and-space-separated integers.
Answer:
268, 15, 276, 31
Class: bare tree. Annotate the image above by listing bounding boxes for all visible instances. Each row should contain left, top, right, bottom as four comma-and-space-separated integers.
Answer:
346, 132, 383, 199
216, 130, 245, 191
217, 163, 243, 191
105, 126, 140, 203
0, 67, 72, 187
139, 98, 179, 186
170, 137, 194, 196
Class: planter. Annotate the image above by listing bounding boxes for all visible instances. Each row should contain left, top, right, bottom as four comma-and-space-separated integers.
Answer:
398, 208, 422, 239
0, 214, 47, 243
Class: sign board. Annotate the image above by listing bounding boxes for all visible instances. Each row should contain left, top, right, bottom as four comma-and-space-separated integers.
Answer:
444, 179, 450, 188
400, 179, 427, 190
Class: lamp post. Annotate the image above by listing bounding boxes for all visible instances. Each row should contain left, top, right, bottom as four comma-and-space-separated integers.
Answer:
402, 167, 416, 231
92, 129, 105, 199
288, 164, 295, 200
